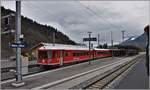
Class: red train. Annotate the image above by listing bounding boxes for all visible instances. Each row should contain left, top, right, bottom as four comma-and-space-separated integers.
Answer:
37, 44, 112, 66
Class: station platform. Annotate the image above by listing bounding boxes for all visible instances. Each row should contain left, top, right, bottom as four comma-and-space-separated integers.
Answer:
114, 55, 149, 89
0, 53, 146, 89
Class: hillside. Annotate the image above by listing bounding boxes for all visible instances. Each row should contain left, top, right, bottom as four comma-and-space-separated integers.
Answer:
1, 7, 76, 58
121, 32, 147, 49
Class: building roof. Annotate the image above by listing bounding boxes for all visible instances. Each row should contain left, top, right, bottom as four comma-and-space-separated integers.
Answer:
38, 43, 111, 51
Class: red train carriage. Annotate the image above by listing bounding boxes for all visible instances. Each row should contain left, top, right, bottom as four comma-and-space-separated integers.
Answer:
94, 48, 112, 58
37, 44, 112, 66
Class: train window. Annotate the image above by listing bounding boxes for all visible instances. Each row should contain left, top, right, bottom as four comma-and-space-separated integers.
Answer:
80, 53, 82, 56
81, 53, 83, 56
63, 52, 65, 57
97, 51, 110, 54
78, 53, 80, 56
73, 53, 76, 56
87, 52, 89, 55
54, 52, 58, 58
97, 52, 99, 54
84, 52, 86, 56
63, 52, 67, 57
74, 53, 76, 56
74, 53, 77, 56
82, 53, 84, 56
38, 50, 48, 59
79, 53, 81, 56
75, 53, 77, 56
65, 52, 68, 57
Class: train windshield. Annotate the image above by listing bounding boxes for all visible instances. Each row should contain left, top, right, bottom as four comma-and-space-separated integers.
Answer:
38, 50, 53, 59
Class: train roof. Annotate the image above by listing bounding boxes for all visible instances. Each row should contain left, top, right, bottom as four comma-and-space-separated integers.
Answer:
38, 43, 111, 51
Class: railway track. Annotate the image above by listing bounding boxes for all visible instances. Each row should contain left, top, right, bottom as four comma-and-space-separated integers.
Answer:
1, 64, 39, 73
1, 66, 44, 81
84, 55, 143, 89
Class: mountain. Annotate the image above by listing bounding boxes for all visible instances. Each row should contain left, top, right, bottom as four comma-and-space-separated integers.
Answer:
121, 32, 147, 49
1, 7, 76, 58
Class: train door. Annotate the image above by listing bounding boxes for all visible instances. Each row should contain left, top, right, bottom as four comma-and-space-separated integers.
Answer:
53, 50, 63, 65
60, 50, 63, 65
93, 50, 96, 59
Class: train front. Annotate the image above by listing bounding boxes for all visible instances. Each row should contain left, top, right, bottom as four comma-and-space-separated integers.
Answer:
37, 50, 53, 65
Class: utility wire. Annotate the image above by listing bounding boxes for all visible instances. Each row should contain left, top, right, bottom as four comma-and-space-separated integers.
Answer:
93, 6, 127, 30
76, 1, 126, 32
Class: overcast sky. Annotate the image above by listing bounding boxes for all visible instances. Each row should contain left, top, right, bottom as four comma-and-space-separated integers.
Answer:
1, 1, 149, 46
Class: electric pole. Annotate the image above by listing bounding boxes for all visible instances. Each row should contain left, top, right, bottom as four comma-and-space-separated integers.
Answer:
88, 31, 92, 64
122, 30, 125, 42
111, 31, 113, 47
12, 0, 25, 87
111, 31, 114, 59
98, 34, 100, 46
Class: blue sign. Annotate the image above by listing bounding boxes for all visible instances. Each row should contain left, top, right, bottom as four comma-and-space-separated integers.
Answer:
9, 43, 27, 48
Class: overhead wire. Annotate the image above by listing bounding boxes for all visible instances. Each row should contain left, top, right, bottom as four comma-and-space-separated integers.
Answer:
75, 1, 111, 32
75, 1, 141, 44
75, 1, 119, 44
76, 1, 125, 32
93, 6, 127, 30
74, 0, 113, 44
22, 1, 132, 44
93, 5, 141, 38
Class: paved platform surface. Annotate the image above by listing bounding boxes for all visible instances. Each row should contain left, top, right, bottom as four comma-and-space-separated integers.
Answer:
114, 55, 149, 89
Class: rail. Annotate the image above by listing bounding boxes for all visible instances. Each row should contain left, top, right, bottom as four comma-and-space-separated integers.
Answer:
85, 55, 143, 89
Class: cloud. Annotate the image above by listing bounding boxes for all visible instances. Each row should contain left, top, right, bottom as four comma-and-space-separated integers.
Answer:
1, 1, 149, 46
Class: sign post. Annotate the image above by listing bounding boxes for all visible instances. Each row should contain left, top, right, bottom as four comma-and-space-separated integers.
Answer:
12, 0, 25, 87
83, 32, 97, 64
